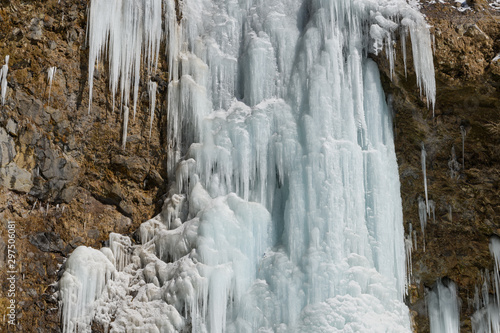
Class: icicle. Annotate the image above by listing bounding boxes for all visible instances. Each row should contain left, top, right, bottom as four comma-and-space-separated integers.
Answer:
418, 196, 427, 251
427, 278, 461, 333
460, 125, 467, 172
405, 223, 414, 288
1, 55, 9, 105
429, 199, 436, 223
449, 146, 460, 179
47, 66, 57, 101
87, 0, 163, 114
421, 142, 429, 215
148, 80, 157, 139
490, 236, 500, 305
471, 266, 500, 333
122, 106, 129, 150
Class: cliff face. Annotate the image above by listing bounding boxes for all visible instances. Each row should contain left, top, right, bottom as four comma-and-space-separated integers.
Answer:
0, 1, 169, 331
0, 0, 498, 332
375, 2, 500, 331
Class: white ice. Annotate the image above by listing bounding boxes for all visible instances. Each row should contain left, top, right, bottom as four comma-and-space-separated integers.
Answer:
60, 0, 437, 331
427, 279, 460, 333
47, 66, 57, 100
0, 55, 9, 105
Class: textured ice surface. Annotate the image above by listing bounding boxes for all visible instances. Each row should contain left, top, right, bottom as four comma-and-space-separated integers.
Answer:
60, 0, 437, 331
427, 279, 460, 333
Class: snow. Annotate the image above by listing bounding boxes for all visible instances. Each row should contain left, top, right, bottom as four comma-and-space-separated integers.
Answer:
0, 55, 9, 105
59, 0, 437, 331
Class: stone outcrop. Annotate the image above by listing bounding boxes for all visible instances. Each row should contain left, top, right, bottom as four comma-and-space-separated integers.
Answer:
0, 0, 498, 332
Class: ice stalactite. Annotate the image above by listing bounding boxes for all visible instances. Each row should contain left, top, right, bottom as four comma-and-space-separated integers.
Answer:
148, 80, 157, 138
461, 125, 467, 171
47, 66, 57, 101
427, 278, 461, 333
59, 0, 437, 332
418, 196, 427, 251
421, 142, 429, 215
471, 236, 500, 333
0, 55, 9, 105
122, 106, 129, 150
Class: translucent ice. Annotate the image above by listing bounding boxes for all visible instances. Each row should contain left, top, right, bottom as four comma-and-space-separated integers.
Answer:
428, 279, 460, 333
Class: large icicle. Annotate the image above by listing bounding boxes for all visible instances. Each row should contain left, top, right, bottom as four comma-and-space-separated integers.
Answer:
427, 279, 461, 333
87, 0, 162, 114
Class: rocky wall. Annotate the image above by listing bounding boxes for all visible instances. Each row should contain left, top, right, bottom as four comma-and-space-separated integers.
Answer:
0, 0, 498, 332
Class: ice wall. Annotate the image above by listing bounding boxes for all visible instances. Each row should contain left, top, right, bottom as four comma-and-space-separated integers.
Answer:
59, 0, 437, 332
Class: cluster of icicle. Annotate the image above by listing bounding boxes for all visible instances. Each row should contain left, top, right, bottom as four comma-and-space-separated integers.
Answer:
427, 278, 461, 333
58, 0, 437, 332
471, 236, 500, 333
425, 236, 500, 333
86, 0, 161, 147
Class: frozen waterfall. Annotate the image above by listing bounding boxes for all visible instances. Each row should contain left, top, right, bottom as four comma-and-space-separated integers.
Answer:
58, 0, 436, 332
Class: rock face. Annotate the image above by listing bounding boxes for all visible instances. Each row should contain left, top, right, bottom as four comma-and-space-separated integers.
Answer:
0, 0, 168, 331
374, 1, 500, 331
0, 0, 498, 332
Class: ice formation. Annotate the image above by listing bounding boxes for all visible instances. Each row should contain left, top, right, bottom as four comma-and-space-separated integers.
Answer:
59, 0, 437, 331
421, 142, 429, 215
427, 278, 461, 333
472, 236, 500, 333
47, 66, 57, 100
122, 106, 129, 150
0, 55, 9, 105
148, 80, 157, 138
461, 125, 467, 171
